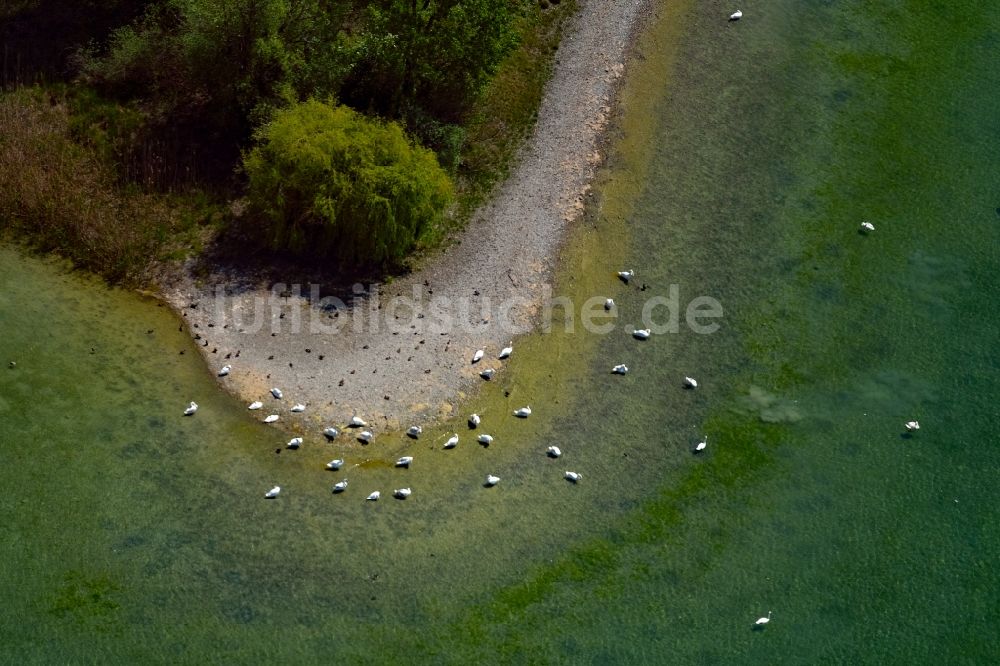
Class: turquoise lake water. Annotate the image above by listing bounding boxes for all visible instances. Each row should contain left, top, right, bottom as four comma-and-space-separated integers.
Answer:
1, 0, 998, 662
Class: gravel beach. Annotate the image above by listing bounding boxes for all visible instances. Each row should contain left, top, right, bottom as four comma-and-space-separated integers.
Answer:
161, 0, 652, 431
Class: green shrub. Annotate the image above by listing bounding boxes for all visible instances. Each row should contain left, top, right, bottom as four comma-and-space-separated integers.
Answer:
243, 99, 453, 267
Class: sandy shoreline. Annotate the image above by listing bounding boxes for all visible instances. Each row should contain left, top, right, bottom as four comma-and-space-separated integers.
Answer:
160, 0, 652, 431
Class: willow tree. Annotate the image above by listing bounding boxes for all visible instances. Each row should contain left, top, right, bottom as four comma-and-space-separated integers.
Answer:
243, 99, 453, 267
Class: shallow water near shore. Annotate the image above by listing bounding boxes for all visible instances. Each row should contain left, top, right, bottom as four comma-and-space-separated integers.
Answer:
2, 0, 999, 661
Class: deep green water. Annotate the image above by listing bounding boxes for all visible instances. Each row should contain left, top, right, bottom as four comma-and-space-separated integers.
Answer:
2, 0, 998, 662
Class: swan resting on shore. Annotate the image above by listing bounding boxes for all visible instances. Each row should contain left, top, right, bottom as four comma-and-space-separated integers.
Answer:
396, 456, 413, 468
407, 425, 422, 438
547, 446, 562, 458
478, 434, 494, 446
513, 406, 532, 418
333, 479, 348, 493
472, 349, 484, 364
499, 343, 513, 360
444, 434, 459, 449
349, 416, 366, 427
290, 403, 305, 413
263, 414, 279, 423
270, 387, 283, 399
729, 10, 743, 21
755, 611, 772, 626
565, 471, 582, 483
366, 491, 380, 501
248, 401, 263, 410
469, 413, 481, 428
485, 474, 500, 487
618, 270, 634, 283
218, 365, 231, 377
480, 368, 495, 380
612, 364, 628, 375
904, 420, 920, 431
394, 487, 412, 499
357, 430, 373, 443
633, 329, 651, 340
684, 376, 699, 389
695, 437, 707, 452
323, 427, 339, 440
265, 486, 280, 499
183, 401, 198, 416
286, 437, 302, 449
326, 459, 344, 470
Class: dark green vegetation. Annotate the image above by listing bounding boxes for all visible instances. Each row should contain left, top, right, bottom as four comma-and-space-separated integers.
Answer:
0, 0, 575, 281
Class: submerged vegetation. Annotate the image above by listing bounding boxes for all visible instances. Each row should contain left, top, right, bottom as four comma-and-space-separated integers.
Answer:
0, 0, 577, 282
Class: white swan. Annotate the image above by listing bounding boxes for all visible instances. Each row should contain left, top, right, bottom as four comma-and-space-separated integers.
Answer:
263, 414, 279, 423
395, 456, 413, 468
183, 401, 198, 416
565, 471, 582, 483
407, 425, 422, 438
612, 364, 628, 375
695, 437, 707, 452
357, 430, 373, 443
248, 401, 263, 410
444, 434, 459, 449
904, 420, 920, 431
499, 343, 513, 359
333, 479, 348, 493
755, 611, 772, 626
290, 403, 305, 413
480, 368, 495, 380
513, 406, 532, 418
349, 416, 367, 427
469, 413, 481, 428
323, 427, 339, 440
264, 485, 280, 499
618, 269, 634, 283
485, 474, 500, 487
218, 365, 231, 377
860, 221, 875, 233
547, 446, 562, 458
684, 376, 698, 389
472, 349, 484, 364
286, 437, 302, 449
366, 491, 380, 501
478, 434, 494, 446
633, 329, 651, 340
729, 9, 743, 21
393, 487, 412, 499
270, 387, 283, 399
605, 298, 615, 311
326, 459, 344, 470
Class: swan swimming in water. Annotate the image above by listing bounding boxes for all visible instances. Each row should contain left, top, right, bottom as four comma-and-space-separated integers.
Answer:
755, 611, 772, 626
478, 434, 494, 446
605, 298, 615, 311
499, 343, 513, 359
323, 427, 339, 440
729, 9, 743, 21
326, 459, 344, 470
270, 387, 283, 399
547, 446, 562, 458
695, 437, 707, 452
480, 368, 495, 380
513, 406, 532, 418
286, 437, 302, 449
469, 414, 481, 428
485, 474, 500, 487
248, 401, 263, 410
633, 329, 651, 340
618, 270, 634, 283
366, 491, 380, 501
860, 221, 875, 233
349, 416, 366, 427
444, 434, 459, 449
684, 376, 698, 389
612, 364, 628, 375
333, 479, 348, 493
472, 349, 484, 364
264, 485, 280, 499
407, 425, 422, 439
290, 403, 305, 413
357, 430, 373, 443
218, 365, 231, 377
395, 456, 413, 468
565, 471, 582, 483
263, 414, 279, 423
904, 420, 920, 431
393, 487, 412, 499
183, 401, 198, 416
